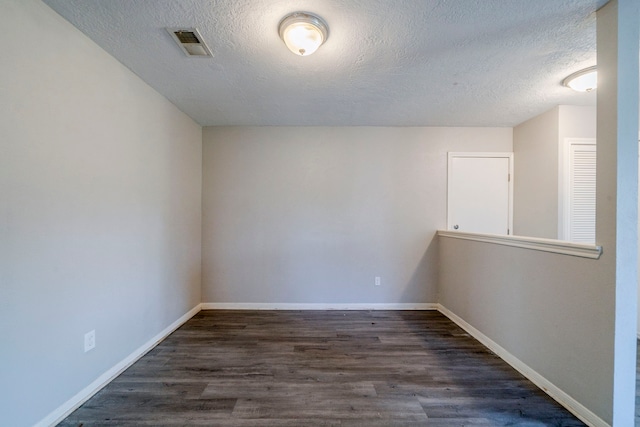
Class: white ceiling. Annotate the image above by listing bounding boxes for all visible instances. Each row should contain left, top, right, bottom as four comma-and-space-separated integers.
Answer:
42, 0, 606, 127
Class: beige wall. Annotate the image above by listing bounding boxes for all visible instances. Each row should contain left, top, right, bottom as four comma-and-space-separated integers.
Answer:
513, 107, 559, 238
558, 105, 598, 141
557, 105, 598, 240
596, 1, 638, 422
440, 2, 638, 424
3, 0, 632, 425
513, 105, 596, 239
202, 126, 512, 305
0, 1, 202, 425
439, 238, 612, 422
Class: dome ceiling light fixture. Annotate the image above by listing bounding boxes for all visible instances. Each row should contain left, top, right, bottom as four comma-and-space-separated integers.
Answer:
563, 66, 598, 92
278, 12, 329, 56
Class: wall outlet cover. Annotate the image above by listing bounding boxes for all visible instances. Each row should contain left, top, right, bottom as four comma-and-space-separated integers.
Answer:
84, 330, 96, 352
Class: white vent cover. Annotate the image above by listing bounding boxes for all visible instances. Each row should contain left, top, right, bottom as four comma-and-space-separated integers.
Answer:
167, 28, 213, 57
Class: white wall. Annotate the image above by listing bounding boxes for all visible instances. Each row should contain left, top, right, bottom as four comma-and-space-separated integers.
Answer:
513, 105, 597, 239
0, 1, 202, 426
202, 126, 512, 305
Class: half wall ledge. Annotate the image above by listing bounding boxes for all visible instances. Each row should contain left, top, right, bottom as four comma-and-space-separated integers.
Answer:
437, 230, 602, 259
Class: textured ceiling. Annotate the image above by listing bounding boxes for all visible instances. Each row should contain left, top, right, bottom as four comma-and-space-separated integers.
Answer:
42, 0, 606, 127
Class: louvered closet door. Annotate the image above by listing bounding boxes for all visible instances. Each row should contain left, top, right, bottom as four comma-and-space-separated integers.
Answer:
568, 144, 596, 243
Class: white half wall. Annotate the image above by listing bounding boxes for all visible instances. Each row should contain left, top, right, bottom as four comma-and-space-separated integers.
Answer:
0, 1, 202, 426
202, 126, 512, 305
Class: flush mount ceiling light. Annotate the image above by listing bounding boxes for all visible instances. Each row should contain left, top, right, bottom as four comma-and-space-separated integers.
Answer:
278, 12, 329, 56
563, 66, 597, 92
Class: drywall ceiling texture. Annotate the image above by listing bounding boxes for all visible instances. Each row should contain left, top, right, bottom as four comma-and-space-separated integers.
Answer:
42, 0, 603, 127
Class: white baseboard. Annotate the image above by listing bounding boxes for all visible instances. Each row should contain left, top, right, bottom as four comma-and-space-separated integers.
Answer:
201, 302, 438, 310
37, 302, 604, 426
436, 304, 609, 427
36, 303, 202, 427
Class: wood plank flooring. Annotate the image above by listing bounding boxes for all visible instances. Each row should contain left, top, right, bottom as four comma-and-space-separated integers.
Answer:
59, 310, 585, 426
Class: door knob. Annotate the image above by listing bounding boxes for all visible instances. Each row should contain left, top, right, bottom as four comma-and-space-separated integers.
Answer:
453, 225, 459, 230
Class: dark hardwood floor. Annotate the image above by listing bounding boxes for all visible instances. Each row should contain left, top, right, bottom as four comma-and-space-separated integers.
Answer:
59, 310, 585, 426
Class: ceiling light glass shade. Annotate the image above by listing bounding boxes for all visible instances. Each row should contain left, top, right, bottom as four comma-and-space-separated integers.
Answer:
278, 12, 328, 56
563, 66, 597, 92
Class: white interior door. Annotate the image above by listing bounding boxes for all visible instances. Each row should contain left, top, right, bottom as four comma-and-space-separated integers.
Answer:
447, 153, 513, 235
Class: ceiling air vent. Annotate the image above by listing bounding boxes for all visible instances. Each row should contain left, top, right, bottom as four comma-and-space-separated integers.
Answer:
167, 28, 213, 57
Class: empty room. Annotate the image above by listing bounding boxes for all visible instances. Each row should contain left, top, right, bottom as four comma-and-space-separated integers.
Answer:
1, 0, 639, 426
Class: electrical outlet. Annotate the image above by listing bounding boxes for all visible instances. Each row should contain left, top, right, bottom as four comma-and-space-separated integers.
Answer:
375, 276, 381, 286
84, 330, 96, 352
